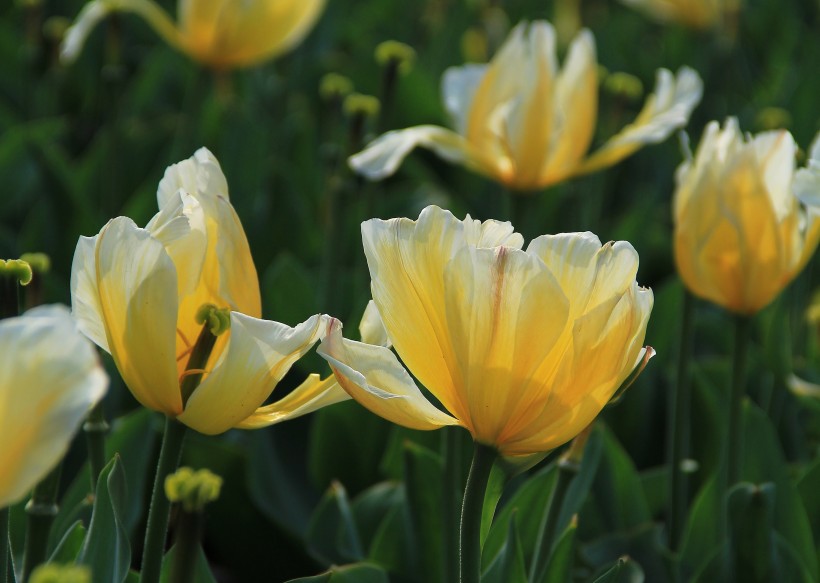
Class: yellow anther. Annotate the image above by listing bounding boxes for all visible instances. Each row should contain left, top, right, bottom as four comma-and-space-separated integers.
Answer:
375, 41, 416, 75
320, 73, 354, 101
19, 253, 51, 275
343, 93, 381, 120
165, 467, 223, 512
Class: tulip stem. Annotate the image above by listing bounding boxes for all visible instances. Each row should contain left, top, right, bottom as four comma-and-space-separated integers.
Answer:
459, 442, 497, 583
727, 315, 751, 485
668, 290, 695, 552
84, 401, 109, 491
22, 463, 62, 581
140, 417, 187, 583
443, 428, 464, 583
1, 507, 9, 583
170, 510, 203, 583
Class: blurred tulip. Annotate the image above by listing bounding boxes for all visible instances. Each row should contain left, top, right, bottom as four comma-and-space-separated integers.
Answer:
71, 148, 343, 434
62, 0, 325, 69
318, 205, 654, 457
0, 305, 108, 508
620, 0, 739, 29
674, 119, 820, 314
349, 21, 703, 192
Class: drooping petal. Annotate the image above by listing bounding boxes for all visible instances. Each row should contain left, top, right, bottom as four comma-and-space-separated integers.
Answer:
178, 313, 328, 434
317, 319, 461, 431
442, 64, 488, 135
0, 306, 108, 507
70, 234, 109, 353
235, 373, 349, 429
95, 217, 182, 415
578, 67, 703, 175
348, 125, 488, 181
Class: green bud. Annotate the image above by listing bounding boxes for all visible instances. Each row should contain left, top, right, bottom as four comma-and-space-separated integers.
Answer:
343, 93, 381, 120
30, 564, 91, 583
375, 41, 416, 75
0, 259, 33, 286
319, 73, 354, 101
19, 252, 51, 275
165, 467, 223, 512
603, 72, 644, 101
194, 304, 231, 336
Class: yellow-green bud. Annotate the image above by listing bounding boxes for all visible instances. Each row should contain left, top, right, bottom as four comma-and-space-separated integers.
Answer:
603, 72, 644, 101
755, 107, 792, 131
19, 252, 51, 275
319, 73, 354, 101
0, 259, 32, 286
165, 467, 223, 512
460, 28, 488, 63
343, 93, 381, 120
194, 304, 231, 336
30, 564, 91, 583
375, 41, 416, 75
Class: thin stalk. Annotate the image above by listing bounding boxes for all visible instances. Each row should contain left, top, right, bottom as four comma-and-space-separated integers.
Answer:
529, 456, 578, 581
140, 417, 187, 583
22, 463, 62, 581
459, 442, 497, 583
1, 507, 9, 583
170, 511, 203, 583
84, 401, 109, 491
668, 290, 695, 551
727, 316, 751, 485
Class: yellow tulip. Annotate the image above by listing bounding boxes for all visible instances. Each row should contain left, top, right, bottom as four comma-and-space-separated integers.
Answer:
71, 148, 345, 434
62, 0, 325, 69
0, 305, 108, 508
674, 119, 820, 314
317, 206, 654, 457
620, 0, 739, 29
349, 21, 703, 192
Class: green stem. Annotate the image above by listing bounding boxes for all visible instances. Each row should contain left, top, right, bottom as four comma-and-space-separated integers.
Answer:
529, 456, 578, 581
170, 511, 203, 583
22, 463, 62, 581
668, 290, 695, 551
459, 442, 497, 583
727, 316, 750, 485
84, 401, 109, 491
442, 428, 464, 583
1, 507, 9, 583
140, 417, 187, 583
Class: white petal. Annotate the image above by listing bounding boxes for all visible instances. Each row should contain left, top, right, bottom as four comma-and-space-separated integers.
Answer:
358, 300, 392, 347
442, 64, 488, 135
157, 147, 230, 210
70, 234, 109, 353
60, 1, 110, 63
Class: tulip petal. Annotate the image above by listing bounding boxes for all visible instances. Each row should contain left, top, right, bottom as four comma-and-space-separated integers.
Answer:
95, 217, 182, 415
795, 132, 820, 208
348, 125, 485, 181
317, 319, 461, 431
578, 67, 703, 174
359, 300, 392, 347
442, 64, 488, 135
71, 234, 109, 353
157, 147, 230, 208
235, 373, 349, 429
178, 313, 327, 435
0, 305, 108, 507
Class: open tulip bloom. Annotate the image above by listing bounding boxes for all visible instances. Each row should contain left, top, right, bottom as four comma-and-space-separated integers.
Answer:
71, 148, 343, 435
0, 305, 108, 508
318, 205, 655, 458
62, 0, 326, 69
349, 20, 703, 192
674, 118, 820, 314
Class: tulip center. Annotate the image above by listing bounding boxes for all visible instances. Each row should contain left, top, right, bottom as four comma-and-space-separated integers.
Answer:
178, 304, 231, 407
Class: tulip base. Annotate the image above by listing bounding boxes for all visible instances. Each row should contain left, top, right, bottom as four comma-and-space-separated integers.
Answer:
459, 442, 497, 583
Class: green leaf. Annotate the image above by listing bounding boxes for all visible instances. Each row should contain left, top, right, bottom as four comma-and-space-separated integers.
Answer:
728, 482, 777, 581
77, 455, 131, 583
306, 481, 364, 565
285, 562, 390, 582
592, 557, 645, 583
403, 441, 445, 583
482, 513, 528, 583
48, 521, 86, 564
537, 520, 577, 583
159, 543, 218, 583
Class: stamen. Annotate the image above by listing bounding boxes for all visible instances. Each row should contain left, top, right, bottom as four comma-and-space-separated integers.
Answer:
176, 328, 192, 348
179, 368, 209, 383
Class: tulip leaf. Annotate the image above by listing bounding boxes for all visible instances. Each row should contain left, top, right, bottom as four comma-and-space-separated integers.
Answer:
591, 556, 645, 583
481, 464, 508, 548
77, 455, 131, 583
402, 441, 445, 583
48, 521, 86, 564
482, 513, 528, 583
159, 543, 218, 583
797, 457, 820, 549
306, 481, 364, 565
581, 523, 666, 581
366, 498, 412, 575
727, 482, 777, 581
351, 482, 404, 554
536, 520, 578, 583
284, 562, 390, 582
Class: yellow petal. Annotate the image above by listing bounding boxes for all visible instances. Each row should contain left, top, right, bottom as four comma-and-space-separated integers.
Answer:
236, 373, 350, 429
578, 67, 703, 175
178, 313, 327, 434
70, 234, 109, 353
317, 319, 461, 431
442, 64, 488, 135
358, 300, 392, 347
95, 217, 182, 415
0, 305, 108, 507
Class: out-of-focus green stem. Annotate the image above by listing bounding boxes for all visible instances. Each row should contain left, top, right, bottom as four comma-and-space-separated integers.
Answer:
170, 511, 202, 583
727, 315, 751, 485
459, 442, 497, 583
668, 290, 695, 551
84, 401, 109, 491
22, 463, 63, 581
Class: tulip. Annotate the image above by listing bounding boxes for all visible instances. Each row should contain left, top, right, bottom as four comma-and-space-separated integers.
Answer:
71, 148, 343, 435
61, 0, 325, 69
620, 0, 740, 29
318, 205, 654, 457
0, 305, 108, 508
349, 21, 703, 192
673, 119, 820, 315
